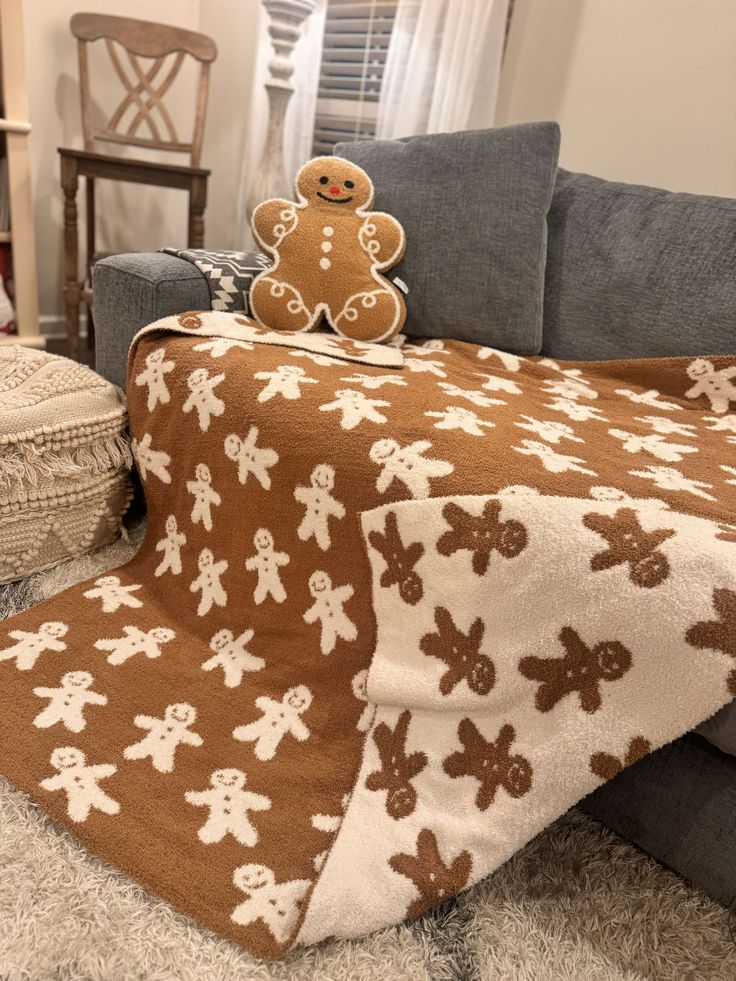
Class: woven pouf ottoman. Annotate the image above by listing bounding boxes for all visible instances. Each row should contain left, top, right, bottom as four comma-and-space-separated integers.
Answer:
0, 345, 133, 584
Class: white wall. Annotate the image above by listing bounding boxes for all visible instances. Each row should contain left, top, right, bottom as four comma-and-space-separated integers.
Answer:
496, 0, 736, 198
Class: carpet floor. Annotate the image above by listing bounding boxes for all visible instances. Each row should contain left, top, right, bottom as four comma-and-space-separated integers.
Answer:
2, 528, 735, 981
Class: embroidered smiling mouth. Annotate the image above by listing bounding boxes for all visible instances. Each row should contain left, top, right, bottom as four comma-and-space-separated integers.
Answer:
317, 192, 353, 204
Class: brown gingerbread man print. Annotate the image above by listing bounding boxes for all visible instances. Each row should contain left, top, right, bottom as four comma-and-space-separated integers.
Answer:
582, 507, 675, 588
388, 828, 473, 919
589, 735, 652, 781
419, 607, 495, 696
250, 157, 406, 342
686, 587, 736, 694
177, 311, 204, 330
519, 626, 633, 714
716, 523, 736, 543
365, 710, 428, 819
367, 510, 424, 605
443, 719, 533, 811
437, 500, 527, 575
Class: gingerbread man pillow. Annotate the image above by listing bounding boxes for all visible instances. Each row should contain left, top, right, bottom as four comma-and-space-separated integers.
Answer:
249, 156, 406, 343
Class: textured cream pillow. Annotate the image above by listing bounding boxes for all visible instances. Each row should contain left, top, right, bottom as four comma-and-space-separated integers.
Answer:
0, 346, 133, 584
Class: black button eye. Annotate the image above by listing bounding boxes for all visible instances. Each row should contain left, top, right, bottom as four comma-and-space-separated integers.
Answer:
344, 180, 354, 189
319, 176, 329, 185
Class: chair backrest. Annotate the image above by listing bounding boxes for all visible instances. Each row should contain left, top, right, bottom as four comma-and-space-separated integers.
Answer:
71, 12, 216, 168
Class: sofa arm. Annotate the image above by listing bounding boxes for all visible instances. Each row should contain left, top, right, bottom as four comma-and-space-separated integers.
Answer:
93, 252, 210, 389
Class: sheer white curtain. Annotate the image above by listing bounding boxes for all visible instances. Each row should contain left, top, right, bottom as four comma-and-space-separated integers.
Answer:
376, 0, 510, 139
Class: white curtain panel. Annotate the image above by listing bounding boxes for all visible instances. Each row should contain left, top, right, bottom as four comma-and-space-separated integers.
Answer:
376, 0, 510, 139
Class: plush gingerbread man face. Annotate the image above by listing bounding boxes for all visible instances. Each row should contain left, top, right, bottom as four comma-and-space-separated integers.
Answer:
250, 156, 407, 343
296, 159, 373, 211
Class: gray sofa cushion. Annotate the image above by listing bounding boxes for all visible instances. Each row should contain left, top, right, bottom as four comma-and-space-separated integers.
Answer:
543, 170, 736, 360
581, 733, 736, 909
336, 123, 561, 353
93, 252, 210, 389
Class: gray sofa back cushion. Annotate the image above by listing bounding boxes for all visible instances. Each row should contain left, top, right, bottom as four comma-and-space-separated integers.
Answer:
544, 170, 736, 360
336, 123, 560, 354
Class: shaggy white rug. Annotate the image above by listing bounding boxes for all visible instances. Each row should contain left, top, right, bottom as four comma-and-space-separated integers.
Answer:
2, 528, 735, 981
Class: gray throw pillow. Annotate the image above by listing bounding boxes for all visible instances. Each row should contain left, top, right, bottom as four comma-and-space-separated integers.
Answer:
335, 123, 561, 353
543, 170, 736, 360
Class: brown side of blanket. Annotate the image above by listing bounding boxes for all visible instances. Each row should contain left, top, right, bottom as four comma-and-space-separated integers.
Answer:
0, 312, 734, 958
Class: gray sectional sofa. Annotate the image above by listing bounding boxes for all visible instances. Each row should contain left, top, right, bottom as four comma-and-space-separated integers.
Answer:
92, 164, 736, 909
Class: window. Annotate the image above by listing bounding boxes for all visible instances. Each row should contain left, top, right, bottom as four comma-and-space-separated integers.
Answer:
312, 0, 398, 156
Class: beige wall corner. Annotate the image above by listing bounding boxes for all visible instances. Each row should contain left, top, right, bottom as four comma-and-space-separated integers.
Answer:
497, 0, 736, 197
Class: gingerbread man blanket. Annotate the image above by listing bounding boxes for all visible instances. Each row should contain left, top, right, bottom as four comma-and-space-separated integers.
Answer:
0, 311, 734, 959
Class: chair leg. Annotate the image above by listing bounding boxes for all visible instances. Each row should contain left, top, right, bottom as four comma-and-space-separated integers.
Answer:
187, 175, 207, 249
85, 176, 95, 354
61, 156, 80, 360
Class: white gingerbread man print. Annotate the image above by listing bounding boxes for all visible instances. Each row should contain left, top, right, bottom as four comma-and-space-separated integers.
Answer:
476, 347, 522, 371
340, 372, 407, 390
351, 669, 375, 732
33, 671, 107, 733
202, 628, 264, 687
193, 337, 254, 358
83, 576, 143, 613
39, 747, 119, 823
190, 548, 229, 616
187, 463, 221, 532
255, 364, 318, 403
94, 626, 175, 666
185, 768, 271, 847
615, 388, 683, 412
475, 372, 523, 395
294, 463, 346, 550
231, 864, 311, 944
303, 571, 357, 655
155, 515, 187, 577
131, 433, 172, 483
634, 415, 698, 438
437, 382, 505, 408
588, 485, 671, 511
0, 621, 68, 671
370, 438, 454, 499
290, 349, 344, 367
514, 415, 583, 445
244, 528, 289, 604
608, 429, 699, 463
123, 703, 203, 773
425, 406, 495, 437
224, 427, 279, 489
403, 357, 447, 378
541, 376, 598, 401
182, 368, 226, 432
514, 440, 597, 476
685, 358, 736, 414
544, 397, 608, 422
703, 414, 736, 433
233, 685, 313, 761
629, 465, 715, 501
311, 795, 349, 871
722, 465, 736, 486
318, 388, 390, 430
134, 347, 175, 411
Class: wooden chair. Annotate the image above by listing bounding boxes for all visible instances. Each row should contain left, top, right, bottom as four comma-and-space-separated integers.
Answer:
59, 13, 217, 360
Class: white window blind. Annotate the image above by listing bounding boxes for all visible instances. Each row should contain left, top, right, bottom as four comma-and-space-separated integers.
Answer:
312, 0, 398, 156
